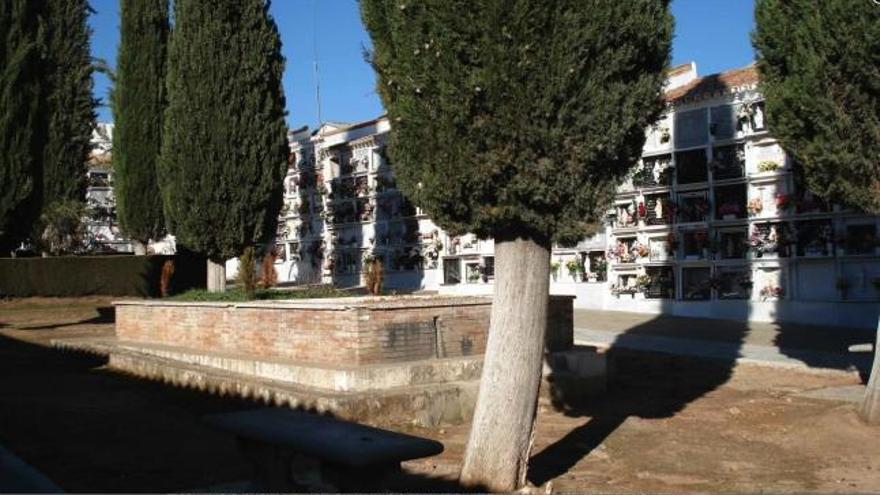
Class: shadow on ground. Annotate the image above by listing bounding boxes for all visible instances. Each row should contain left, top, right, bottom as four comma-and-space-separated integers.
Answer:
774, 322, 875, 381
530, 302, 877, 486
0, 309, 480, 493
16, 306, 116, 331
529, 303, 748, 486
0, 333, 261, 492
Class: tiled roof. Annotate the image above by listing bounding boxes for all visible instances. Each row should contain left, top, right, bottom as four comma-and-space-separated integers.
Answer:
665, 64, 759, 104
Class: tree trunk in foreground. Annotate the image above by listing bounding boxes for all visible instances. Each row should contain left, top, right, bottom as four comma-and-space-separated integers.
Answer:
207, 258, 226, 292
459, 237, 550, 491
860, 317, 880, 425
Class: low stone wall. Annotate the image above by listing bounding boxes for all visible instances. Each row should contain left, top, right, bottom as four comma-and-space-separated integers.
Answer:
115, 295, 574, 367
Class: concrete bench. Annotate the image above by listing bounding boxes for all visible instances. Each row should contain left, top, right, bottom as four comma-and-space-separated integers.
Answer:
204, 408, 444, 491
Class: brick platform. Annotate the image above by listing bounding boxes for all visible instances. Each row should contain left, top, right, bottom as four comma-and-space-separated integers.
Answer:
114, 295, 575, 367
100, 294, 599, 426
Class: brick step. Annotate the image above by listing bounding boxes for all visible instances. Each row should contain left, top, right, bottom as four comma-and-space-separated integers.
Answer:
53, 337, 483, 392
52, 337, 479, 427
51, 338, 607, 426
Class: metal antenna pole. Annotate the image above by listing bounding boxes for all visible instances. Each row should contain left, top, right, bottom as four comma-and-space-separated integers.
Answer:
312, 0, 322, 126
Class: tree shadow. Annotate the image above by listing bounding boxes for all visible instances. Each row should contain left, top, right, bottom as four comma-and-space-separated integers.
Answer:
530, 292, 879, 486
529, 298, 749, 486
773, 319, 876, 382
17, 306, 115, 331
0, 330, 465, 493
0, 333, 262, 492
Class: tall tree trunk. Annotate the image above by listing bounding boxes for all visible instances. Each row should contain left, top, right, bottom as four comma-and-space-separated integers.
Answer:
860, 317, 880, 425
207, 258, 226, 292
459, 236, 550, 491
133, 240, 147, 255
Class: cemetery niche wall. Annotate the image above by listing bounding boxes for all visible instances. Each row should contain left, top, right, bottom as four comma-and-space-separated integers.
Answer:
240, 63, 880, 328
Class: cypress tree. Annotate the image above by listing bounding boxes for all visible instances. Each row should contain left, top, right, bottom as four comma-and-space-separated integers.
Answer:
361, 1, 672, 489
0, 0, 44, 253
753, 0, 880, 426
112, 0, 169, 253
753, 0, 880, 213
41, 0, 96, 208
159, 0, 288, 291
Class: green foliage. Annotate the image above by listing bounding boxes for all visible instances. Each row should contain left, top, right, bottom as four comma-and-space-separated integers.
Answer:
170, 285, 355, 302
361, 0, 672, 244
41, 0, 96, 206
159, 0, 288, 262
565, 257, 583, 277
753, 0, 880, 213
0, 0, 44, 250
238, 246, 258, 300
112, 0, 169, 243
38, 199, 86, 255
0, 254, 206, 297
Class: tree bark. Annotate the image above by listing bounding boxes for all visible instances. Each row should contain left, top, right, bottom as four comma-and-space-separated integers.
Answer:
133, 241, 147, 256
459, 236, 550, 491
860, 317, 880, 425
207, 258, 226, 292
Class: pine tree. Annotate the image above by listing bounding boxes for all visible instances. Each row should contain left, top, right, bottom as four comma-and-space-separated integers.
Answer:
159, 0, 288, 291
0, 0, 44, 253
361, 0, 672, 489
753, 0, 880, 213
753, 0, 880, 427
112, 0, 169, 253
41, 0, 95, 208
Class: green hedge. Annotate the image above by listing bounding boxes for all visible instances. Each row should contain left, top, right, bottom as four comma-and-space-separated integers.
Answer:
0, 255, 207, 298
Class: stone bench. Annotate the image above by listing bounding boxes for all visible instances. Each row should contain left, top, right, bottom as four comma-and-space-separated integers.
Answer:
204, 408, 444, 491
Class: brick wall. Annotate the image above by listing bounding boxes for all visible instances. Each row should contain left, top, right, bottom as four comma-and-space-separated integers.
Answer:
115, 295, 574, 366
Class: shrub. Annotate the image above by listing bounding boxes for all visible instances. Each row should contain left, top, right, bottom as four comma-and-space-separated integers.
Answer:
38, 200, 87, 255
160, 259, 175, 297
170, 285, 355, 302
238, 246, 258, 300
0, 254, 205, 297
364, 259, 383, 295
260, 250, 278, 289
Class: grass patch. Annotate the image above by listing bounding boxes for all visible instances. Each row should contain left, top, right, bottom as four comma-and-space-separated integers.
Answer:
169, 285, 357, 302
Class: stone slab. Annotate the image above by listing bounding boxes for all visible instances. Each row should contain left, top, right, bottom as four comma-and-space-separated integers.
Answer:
575, 327, 869, 376
0, 444, 63, 493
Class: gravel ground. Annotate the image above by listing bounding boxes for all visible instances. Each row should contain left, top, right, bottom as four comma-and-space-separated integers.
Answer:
1, 297, 878, 493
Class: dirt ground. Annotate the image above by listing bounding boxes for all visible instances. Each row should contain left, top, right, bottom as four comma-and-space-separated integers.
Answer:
1, 297, 878, 493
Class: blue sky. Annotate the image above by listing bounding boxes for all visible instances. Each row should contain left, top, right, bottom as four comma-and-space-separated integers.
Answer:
89, 0, 757, 128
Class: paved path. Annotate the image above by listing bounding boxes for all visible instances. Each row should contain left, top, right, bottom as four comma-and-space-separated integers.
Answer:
574, 309, 875, 374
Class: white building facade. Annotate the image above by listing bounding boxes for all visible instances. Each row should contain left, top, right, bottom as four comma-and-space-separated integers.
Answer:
85, 123, 132, 253
273, 63, 880, 328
